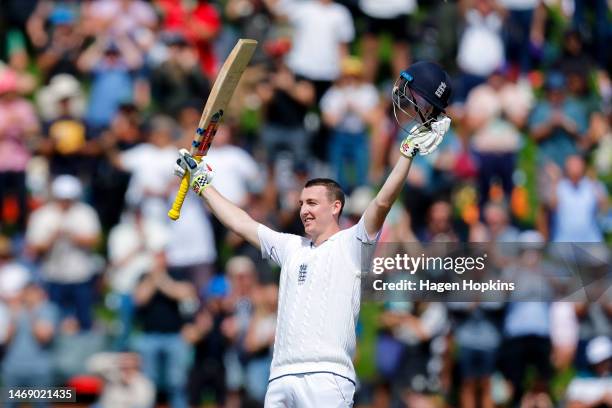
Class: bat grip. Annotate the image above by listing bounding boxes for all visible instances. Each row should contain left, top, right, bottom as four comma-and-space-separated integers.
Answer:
168, 174, 190, 220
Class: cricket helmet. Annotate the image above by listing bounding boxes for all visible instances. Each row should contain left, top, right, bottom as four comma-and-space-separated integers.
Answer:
392, 61, 452, 132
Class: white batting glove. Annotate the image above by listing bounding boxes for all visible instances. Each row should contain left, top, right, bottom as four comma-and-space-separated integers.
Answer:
174, 148, 215, 195
400, 116, 451, 157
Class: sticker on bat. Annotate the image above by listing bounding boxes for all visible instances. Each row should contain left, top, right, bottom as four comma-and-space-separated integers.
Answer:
196, 110, 224, 156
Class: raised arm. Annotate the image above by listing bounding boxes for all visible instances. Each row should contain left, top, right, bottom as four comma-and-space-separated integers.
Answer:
201, 186, 261, 250
174, 149, 261, 250
363, 156, 414, 237
363, 117, 451, 237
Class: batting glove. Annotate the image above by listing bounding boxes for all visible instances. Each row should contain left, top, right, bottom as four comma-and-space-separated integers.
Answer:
400, 116, 451, 157
174, 148, 215, 195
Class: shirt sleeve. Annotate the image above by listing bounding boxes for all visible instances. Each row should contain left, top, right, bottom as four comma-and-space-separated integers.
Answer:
257, 224, 300, 267
345, 216, 381, 272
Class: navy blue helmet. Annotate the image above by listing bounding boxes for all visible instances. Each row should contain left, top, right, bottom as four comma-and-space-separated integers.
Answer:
392, 61, 452, 131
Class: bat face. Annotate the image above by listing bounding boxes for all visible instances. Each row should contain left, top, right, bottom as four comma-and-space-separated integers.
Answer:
189, 39, 257, 157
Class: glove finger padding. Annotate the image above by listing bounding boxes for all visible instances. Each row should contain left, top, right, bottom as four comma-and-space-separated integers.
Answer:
402, 116, 451, 156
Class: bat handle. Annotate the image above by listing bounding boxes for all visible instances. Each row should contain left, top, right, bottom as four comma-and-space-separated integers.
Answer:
168, 174, 190, 220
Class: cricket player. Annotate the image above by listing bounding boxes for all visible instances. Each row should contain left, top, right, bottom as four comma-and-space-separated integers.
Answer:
174, 61, 452, 407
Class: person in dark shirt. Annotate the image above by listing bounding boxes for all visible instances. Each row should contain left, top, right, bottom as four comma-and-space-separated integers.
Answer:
184, 276, 231, 408
133, 253, 197, 408
256, 44, 315, 164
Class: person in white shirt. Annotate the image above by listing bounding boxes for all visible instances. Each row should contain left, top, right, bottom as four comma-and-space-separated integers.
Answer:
268, 0, 355, 100
173, 61, 453, 407
108, 115, 178, 221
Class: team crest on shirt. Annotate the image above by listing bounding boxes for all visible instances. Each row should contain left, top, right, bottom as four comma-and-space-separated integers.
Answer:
298, 263, 308, 285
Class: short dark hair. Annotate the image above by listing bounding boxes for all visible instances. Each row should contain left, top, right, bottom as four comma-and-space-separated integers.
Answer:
304, 178, 345, 218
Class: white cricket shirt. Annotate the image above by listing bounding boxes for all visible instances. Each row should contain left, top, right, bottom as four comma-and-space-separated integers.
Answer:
258, 217, 379, 383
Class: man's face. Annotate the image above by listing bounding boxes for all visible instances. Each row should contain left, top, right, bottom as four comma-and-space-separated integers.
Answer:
299, 186, 340, 237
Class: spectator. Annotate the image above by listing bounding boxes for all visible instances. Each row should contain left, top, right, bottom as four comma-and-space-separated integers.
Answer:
221, 256, 257, 407
77, 35, 143, 131
82, 0, 157, 40
107, 115, 178, 221
132, 252, 197, 408
151, 32, 211, 117
26, 1, 82, 50
566, 336, 612, 408
164, 191, 217, 295
501, 231, 554, 407
107, 202, 169, 350
1, 282, 59, 408
36, 74, 91, 179
243, 284, 277, 402
529, 71, 588, 170
206, 124, 260, 208
449, 302, 503, 408
270, 0, 355, 101
31, 4, 84, 84
573, 301, 612, 373
0, 69, 40, 231
358, 0, 416, 82
86, 352, 156, 408
455, 0, 506, 101
256, 42, 315, 163
417, 200, 461, 242
25, 175, 101, 330
379, 302, 448, 407
320, 56, 380, 192
470, 201, 520, 242
464, 68, 532, 207
498, 0, 544, 73
184, 276, 232, 408
225, 0, 275, 65
91, 105, 141, 230
156, 0, 222, 79
548, 154, 608, 242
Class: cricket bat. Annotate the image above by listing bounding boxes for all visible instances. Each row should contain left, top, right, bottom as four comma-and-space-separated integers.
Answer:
168, 39, 257, 220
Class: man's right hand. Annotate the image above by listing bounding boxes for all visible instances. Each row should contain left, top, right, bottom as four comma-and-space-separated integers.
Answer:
174, 148, 215, 196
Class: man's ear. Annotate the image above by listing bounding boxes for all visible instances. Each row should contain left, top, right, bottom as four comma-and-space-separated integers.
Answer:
332, 200, 342, 217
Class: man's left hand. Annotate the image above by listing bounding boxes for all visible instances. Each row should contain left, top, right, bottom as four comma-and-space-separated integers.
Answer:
400, 116, 451, 157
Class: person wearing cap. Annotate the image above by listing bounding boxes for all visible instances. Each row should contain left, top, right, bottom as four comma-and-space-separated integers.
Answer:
37, 74, 91, 179
25, 174, 101, 331
320, 56, 380, 192
173, 61, 452, 406
566, 336, 612, 408
0, 68, 41, 231
33, 6, 84, 84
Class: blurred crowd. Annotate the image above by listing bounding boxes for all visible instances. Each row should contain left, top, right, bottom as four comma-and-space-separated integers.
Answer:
0, 0, 610, 407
